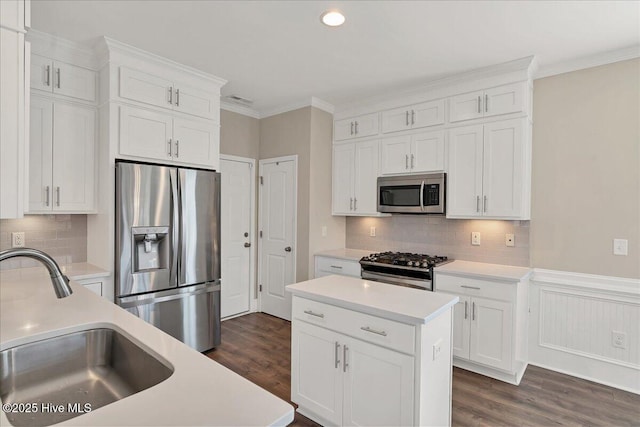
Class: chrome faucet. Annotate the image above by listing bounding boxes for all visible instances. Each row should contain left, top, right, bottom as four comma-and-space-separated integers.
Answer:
0, 248, 73, 298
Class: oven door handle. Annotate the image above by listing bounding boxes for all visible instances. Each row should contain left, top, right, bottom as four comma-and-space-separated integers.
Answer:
420, 180, 425, 212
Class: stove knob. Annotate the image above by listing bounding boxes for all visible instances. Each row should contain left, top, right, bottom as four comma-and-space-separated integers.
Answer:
421, 262, 429, 268
408, 261, 414, 267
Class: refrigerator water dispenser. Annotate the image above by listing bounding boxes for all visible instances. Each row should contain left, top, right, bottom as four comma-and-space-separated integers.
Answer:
132, 227, 169, 272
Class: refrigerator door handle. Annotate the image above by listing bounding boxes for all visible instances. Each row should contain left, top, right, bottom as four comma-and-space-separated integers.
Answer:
118, 282, 221, 308
170, 168, 180, 288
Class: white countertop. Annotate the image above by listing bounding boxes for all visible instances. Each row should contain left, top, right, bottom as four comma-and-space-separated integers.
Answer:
287, 275, 458, 325
314, 248, 373, 262
0, 268, 294, 426
435, 260, 532, 282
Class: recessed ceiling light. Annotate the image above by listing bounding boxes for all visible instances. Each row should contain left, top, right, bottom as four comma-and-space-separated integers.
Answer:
320, 10, 345, 27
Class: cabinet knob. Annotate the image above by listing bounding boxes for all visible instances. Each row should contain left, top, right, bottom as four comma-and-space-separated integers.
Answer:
285, 246, 292, 252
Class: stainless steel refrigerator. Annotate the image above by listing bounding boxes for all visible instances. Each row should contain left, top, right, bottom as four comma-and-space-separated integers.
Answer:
115, 161, 221, 352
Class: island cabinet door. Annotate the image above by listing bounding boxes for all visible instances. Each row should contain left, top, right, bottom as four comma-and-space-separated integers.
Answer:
342, 337, 414, 427
469, 297, 513, 371
291, 321, 343, 425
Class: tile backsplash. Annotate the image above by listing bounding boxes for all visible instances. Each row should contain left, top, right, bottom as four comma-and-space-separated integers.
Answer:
0, 215, 87, 270
346, 216, 530, 267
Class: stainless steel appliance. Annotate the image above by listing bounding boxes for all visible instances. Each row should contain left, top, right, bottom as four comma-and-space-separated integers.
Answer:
115, 161, 221, 352
377, 173, 446, 214
360, 251, 451, 291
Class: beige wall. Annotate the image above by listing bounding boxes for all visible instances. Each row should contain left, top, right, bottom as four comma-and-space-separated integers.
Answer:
259, 107, 312, 281
531, 58, 640, 279
308, 108, 346, 276
220, 109, 260, 159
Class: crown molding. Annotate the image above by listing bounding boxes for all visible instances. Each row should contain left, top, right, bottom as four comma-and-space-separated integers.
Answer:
220, 101, 261, 119
535, 45, 640, 79
260, 96, 335, 119
310, 97, 335, 115
95, 36, 227, 87
26, 29, 97, 69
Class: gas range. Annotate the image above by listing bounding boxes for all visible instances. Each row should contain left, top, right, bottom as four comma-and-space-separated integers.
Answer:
359, 251, 452, 291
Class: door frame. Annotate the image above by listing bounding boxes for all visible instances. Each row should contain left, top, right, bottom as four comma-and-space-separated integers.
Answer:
257, 155, 298, 314
220, 154, 258, 316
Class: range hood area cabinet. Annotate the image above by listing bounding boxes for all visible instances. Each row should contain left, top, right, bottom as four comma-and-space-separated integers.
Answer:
447, 118, 531, 220
28, 97, 96, 213
379, 130, 445, 175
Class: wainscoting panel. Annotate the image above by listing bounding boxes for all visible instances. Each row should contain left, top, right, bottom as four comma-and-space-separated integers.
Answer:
530, 269, 640, 393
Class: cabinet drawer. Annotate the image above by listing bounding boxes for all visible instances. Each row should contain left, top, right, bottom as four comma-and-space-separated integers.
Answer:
435, 274, 515, 302
293, 296, 415, 354
315, 256, 361, 278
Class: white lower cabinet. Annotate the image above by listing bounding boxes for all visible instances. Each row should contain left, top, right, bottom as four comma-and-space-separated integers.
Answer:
291, 295, 452, 426
435, 266, 528, 385
314, 255, 361, 278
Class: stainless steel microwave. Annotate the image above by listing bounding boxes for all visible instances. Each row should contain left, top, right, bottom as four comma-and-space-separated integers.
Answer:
377, 173, 446, 214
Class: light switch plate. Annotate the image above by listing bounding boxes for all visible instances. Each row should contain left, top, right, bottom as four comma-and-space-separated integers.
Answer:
370, 226, 376, 237
613, 239, 628, 256
321, 226, 327, 237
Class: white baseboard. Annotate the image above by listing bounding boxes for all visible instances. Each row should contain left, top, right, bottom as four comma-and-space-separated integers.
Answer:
530, 269, 640, 394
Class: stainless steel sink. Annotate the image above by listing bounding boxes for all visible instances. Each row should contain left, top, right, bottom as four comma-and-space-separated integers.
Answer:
0, 328, 173, 426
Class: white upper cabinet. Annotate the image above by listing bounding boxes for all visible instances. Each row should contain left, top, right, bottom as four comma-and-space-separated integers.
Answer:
30, 54, 96, 102
380, 130, 445, 175
119, 66, 219, 120
0, 0, 29, 31
449, 82, 526, 123
381, 99, 445, 133
334, 113, 379, 141
332, 140, 381, 216
447, 118, 529, 219
28, 97, 96, 213
119, 105, 220, 169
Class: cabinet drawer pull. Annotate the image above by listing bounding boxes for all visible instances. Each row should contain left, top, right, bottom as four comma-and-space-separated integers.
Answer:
45, 186, 50, 207
56, 187, 60, 206
461, 285, 481, 290
405, 154, 409, 169
405, 110, 409, 126
354, 198, 357, 210
477, 95, 481, 113
168, 139, 172, 157
485, 94, 489, 112
175, 140, 179, 158
354, 121, 358, 134
484, 195, 487, 213
168, 87, 173, 104
411, 109, 415, 125
360, 326, 387, 337
476, 195, 480, 212
335, 342, 341, 369
45, 65, 50, 86
343, 345, 348, 372
350, 122, 354, 135
303, 310, 324, 318
411, 154, 414, 169
464, 300, 468, 319
349, 197, 353, 211
472, 302, 477, 321
56, 68, 61, 89
176, 88, 180, 106
330, 265, 343, 269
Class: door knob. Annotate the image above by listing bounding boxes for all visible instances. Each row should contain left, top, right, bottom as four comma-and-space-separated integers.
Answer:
285, 246, 292, 252
244, 242, 251, 248
244, 232, 249, 237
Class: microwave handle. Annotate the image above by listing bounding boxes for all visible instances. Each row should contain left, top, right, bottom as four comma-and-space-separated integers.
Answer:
420, 180, 425, 211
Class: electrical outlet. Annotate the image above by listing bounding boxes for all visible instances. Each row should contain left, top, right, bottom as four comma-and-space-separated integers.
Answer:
506, 233, 515, 247
471, 232, 481, 246
321, 226, 327, 237
370, 226, 376, 237
11, 232, 25, 248
612, 331, 627, 349
432, 338, 443, 361
613, 239, 628, 256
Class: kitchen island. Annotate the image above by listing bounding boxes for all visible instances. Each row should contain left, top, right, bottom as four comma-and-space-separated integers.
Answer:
287, 275, 458, 427
0, 267, 294, 426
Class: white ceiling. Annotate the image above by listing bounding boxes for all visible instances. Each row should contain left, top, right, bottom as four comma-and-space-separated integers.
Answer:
31, 1, 640, 116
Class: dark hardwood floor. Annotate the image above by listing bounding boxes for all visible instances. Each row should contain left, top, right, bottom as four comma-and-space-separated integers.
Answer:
205, 313, 640, 427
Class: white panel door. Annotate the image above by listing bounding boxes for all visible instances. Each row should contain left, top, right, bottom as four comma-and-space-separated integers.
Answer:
119, 66, 172, 110
28, 97, 53, 212
51, 102, 95, 211
220, 158, 253, 318
446, 125, 484, 217
119, 106, 173, 161
172, 118, 219, 169
30, 54, 52, 92
291, 321, 343, 425
343, 337, 414, 427
482, 119, 524, 218
484, 83, 525, 117
381, 106, 411, 134
411, 99, 446, 130
173, 82, 219, 120
332, 143, 355, 214
353, 140, 379, 214
380, 135, 411, 175
53, 61, 96, 102
449, 90, 484, 122
259, 158, 296, 320
410, 130, 445, 172
470, 297, 513, 371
